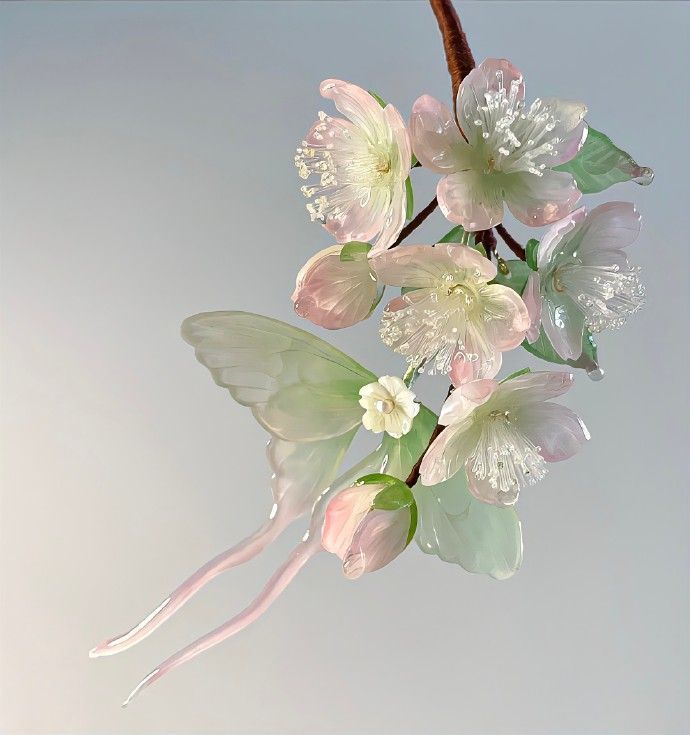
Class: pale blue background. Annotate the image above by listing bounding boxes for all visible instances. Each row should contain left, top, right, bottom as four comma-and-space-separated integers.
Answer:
2, 2, 688, 733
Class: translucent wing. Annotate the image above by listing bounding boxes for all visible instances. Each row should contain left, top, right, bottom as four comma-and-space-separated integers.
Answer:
121, 407, 440, 705
181, 311, 376, 441
91, 313, 373, 659
413, 471, 523, 580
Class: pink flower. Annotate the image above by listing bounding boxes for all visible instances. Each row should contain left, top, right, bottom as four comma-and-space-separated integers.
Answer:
410, 58, 587, 231
373, 244, 530, 376
295, 80, 412, 255
420, 372, 589, 506
292, 243, 383, 329
321, 481, 412, 579
527, 202, 644, 360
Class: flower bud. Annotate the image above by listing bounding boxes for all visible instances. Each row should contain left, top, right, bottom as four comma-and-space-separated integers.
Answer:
321, 476, 415, 579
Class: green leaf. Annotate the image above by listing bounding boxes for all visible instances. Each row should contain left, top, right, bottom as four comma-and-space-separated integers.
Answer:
339, 241, 372, 262
405, 177, 414, 221
412, 471, 522, 580
525, 239, 539, 271
522, 326, 599, 372
368, 90, 387, 108
490, 259, 531, 294
554, 126, 654, 194
372, 482, 415, 511
500, 367, 531, 383
438, 225, 466, 243
379, 405, 437, 481
437, 225, 487, 257
357, 472, 401, 488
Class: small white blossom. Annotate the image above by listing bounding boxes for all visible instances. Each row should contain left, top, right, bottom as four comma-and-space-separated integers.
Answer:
359, 376, 420, 438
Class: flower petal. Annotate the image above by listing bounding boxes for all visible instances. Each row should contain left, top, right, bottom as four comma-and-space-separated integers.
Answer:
343, 507, 410, 579
437, 170, 505, 231
449, 348, 502, 385
541, 293, 587, 361
383, 103, 413, 176
410, 94, 473, 172
533, 98, 588, 167
496, 370, 574, 406
370, 184, 407, 255
438, 379, 498, 425
420, 419, 482, 486
504, 169, 581, 227
575, 201, 642, 255
457, 58, 525, 145
292, 245, 383, 330
372, 244, 463, 288
514, 402, 589, 462
322, 484, 380, 559
479, 283, 531, 350
536, 208, 586, 270
466, 464, 520, 507
522, 271, 542, 344
319, 79, 385, 139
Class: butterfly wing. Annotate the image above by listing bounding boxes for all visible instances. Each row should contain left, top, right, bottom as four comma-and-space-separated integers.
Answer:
181, 311, 375, 442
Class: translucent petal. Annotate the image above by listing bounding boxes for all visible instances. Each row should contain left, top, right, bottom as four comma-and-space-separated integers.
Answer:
319, 78, 387, 139
574, 201, 641, 255
541, 293, 587, 361
495, 370, 575, 406
413, 471, 523, 580
457, 58, 525, 145
437, 170, 505, 231
522, 271, 542, 343
438, 379, 498, 425
504, 169, 581, 227
514, 402, 589, 463
532, 98, 587, 167
410, 94, 473, 172
479, 283, 531, 350
420, 419, 482, 486
343, 507, 410, 579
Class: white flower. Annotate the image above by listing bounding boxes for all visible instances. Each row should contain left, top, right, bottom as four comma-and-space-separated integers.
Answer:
358, 376, 420, 438
295, 79, 412, 255
527, 202, 645, 360
373, 244, 530, 377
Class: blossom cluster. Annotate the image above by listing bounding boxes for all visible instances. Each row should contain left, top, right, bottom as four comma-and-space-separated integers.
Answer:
92, 57, 652, 705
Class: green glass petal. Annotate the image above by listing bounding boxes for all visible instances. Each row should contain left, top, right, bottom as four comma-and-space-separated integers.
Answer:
412, 472, 523, 580
554, 126, 654, 194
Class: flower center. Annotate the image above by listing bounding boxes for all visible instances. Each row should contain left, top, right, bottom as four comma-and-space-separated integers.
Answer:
469, 409, 547, 496
374, 398, 396, 415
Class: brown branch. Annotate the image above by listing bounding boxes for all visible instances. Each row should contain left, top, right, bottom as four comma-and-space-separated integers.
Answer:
476, 228, 497, 260
428, 0, 476, 102
495, 223, 526, 261
389, 196, 438, 249
405, 385, 454, 488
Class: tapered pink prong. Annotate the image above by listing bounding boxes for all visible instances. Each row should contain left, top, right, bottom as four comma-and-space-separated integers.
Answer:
122, 537, 321, 707
90, 507, 292, 658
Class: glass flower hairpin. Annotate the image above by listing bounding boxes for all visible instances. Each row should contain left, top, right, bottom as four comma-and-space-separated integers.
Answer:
90, 312, 527, 705
90, 0, 653, 704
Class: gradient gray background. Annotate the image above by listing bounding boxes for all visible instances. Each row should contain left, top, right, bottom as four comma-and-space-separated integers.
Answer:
2, 1, 688, 733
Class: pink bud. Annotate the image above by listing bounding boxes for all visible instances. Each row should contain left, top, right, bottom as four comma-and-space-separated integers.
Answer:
321, 484, 410, 579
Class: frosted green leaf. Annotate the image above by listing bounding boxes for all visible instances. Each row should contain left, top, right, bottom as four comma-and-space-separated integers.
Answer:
181, 311, 375, 442
339, 241, 371, 261
554, 127, 654, 194
378, 404, 436, 480
490, 259, 531, 294
523, 326, 599, 373
412, 472, 523, 580
525, 239, 539, 271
